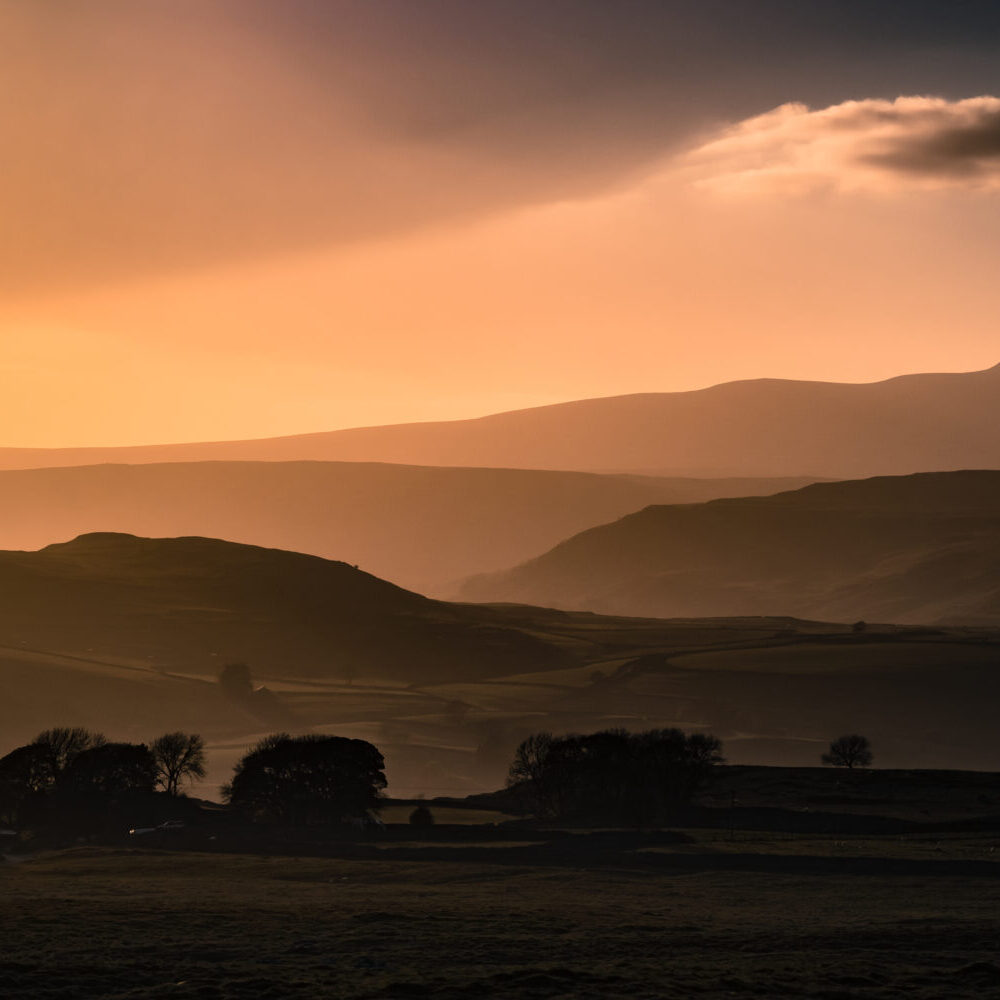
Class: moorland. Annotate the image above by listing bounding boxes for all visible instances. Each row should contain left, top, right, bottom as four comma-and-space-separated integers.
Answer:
3, 818, 1000, 1000
5, 760, 1000, 998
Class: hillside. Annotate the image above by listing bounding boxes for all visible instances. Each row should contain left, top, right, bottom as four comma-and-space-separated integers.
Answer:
0, 532, 563, 689
459, 470, 1000, 625
2, 532, 1000, 797
0, 461, 816, 595
1, 363, 998, 477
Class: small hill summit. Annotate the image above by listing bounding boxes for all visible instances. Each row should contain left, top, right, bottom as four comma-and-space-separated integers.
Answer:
0, 532, 560, 685
28, 531, 424, 609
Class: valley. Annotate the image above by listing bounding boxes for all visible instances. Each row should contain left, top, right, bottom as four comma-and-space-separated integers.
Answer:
2, 532, 997, 799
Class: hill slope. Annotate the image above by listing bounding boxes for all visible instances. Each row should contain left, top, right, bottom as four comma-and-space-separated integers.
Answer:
459, 470, 1000, 625
2, 532, 1000, 794
0, 461, 816, 595
0, 532, 563, 688
1, 363, 998, 477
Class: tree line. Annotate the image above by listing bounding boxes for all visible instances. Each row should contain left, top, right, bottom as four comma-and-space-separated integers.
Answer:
2, 721, 877, 840
0, 727, 389, 835
507, 727, 725, 824
0, 728, 206, 833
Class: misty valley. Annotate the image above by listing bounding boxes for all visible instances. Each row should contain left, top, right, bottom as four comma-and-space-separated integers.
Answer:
5, 3, 1000, 993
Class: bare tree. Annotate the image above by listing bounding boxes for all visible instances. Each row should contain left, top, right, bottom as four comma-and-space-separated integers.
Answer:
508, 731, 557, 816
33, 727, 107, 783
151, 732, 207, 796
821, 734, 873, 769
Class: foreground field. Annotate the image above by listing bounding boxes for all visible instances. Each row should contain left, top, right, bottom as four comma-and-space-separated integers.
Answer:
3, 843, 1000, 999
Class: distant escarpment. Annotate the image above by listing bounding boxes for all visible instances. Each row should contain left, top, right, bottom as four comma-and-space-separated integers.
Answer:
459, 470, 1000, 626
1, 362, 998, 477
0, 461, 818, 596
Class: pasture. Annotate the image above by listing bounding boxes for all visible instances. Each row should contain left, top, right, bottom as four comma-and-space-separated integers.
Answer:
3, 832, 1000, 999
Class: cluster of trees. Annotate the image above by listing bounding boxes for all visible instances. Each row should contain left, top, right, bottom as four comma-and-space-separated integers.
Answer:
0, 726, 389, 835
508, 728, 724, 824
223, 734, 386, 825
2, 721, 875, 840
0, 728, 206, 830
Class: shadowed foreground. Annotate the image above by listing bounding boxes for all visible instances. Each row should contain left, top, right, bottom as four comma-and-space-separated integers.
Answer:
3, 846, 1000, 999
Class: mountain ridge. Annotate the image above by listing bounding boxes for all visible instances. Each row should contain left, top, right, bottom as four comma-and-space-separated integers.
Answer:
0, 460, 819, 594
457, 470, 1000, 624
1, 362, 998, 476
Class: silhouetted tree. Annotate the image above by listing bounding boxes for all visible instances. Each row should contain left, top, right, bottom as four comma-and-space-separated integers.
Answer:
631, 728, 725, 822
821, 734, 873, 769
223, 734, 386, 825
54, 742, 157, 837
58, 743, 157, 798
0, 744, 50, 826
508, 731, 557, 816
508, 727, 724, 824
151, 732, 207, 796
1, 735, 156, 833
0, 729, 108, 825
408, 802, 434, 826
32, 727, 107, 785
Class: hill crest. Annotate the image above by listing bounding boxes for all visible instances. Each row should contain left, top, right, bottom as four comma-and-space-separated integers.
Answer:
1, 362, 998, 477
458, 470, 1000, 625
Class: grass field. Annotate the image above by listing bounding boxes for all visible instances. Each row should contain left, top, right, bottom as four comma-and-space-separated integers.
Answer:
3, 839, 1000, 999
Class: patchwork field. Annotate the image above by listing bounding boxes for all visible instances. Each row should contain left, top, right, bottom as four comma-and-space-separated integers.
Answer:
3, 534, 999, 798
4, 619, 1000, 799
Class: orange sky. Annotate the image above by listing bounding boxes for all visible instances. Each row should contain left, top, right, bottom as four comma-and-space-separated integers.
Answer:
3, 2, 999, 447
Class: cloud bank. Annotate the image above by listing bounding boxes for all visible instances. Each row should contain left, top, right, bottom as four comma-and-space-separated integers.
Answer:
3, 0, 1000, 294
686, 96, 1000, 194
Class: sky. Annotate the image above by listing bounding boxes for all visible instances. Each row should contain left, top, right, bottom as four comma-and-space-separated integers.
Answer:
3, 0, 1000, 447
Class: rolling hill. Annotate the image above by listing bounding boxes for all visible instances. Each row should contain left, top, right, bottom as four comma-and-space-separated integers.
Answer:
0, 531, 564, 689
459, 470, 1000, 624
0, 461, 817, 595
2, 531, 1000, 797
1, 363, 998, 477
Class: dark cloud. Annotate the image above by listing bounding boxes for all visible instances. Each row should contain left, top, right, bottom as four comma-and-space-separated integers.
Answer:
686, 97, 1000, 193
2, 0, 1000, 293
863, 108, 1000, 177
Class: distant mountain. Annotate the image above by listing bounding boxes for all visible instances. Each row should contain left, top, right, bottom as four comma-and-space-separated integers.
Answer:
459, 470, 1000, 626
3, 531, 1000, 791
0, 461, 816, 594
1, 363, 997, 477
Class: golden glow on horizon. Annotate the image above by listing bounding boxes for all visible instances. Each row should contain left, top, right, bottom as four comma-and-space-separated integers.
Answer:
3, 151, 999, 448
1, 0, 998, 451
